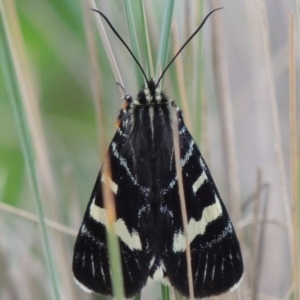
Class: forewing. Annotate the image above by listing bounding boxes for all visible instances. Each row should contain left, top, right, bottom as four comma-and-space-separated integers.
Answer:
72, 114, 154, 298
161, 111, 243, 298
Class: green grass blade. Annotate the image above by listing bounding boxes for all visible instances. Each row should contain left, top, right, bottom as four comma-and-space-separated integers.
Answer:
155, 0, 175, 84
107, 229, 125, 299
133, 293, 141, 300
124, 0, 144, 87
0, 2, 61, 300
161, 284, 170, 300
192, 2, 204, 144
139, 0, 154, 79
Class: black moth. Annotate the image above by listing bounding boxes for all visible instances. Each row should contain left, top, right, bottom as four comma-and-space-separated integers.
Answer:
73, 8, 243, 299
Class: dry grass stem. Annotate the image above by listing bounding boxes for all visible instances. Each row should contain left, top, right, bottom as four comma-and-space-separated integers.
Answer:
257, 0, 295, 294
173, 22, 193, 133
211, 0, 241, 228
250, 169, 262, 300
0, 202, 77, 236
89, 0, 124, 93
172, 108, 194, 300
289, 11, 299, 299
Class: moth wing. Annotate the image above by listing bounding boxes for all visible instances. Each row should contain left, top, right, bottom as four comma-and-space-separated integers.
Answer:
161, 112, 243, 298
72, 116, 154, 298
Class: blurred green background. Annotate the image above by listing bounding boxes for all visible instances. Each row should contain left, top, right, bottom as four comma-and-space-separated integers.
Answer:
0, 0, 299, 299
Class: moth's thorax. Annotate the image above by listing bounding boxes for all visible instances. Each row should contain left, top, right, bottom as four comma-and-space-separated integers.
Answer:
117, 82, 175, 155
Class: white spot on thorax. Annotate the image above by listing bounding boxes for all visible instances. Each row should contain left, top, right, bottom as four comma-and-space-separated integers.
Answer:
149, 106, 154, 141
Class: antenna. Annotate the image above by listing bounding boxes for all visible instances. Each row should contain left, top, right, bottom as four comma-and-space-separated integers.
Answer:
155, 8, 223, 88
92, 10, 149, 86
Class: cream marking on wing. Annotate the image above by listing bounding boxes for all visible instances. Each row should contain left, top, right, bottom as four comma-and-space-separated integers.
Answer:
172, 194, 223, 252
152, 262, 166, 281
181, 140, 195, 167
203, 253, 208, 284
82, 252, 85, 268
91, 253, 95, 277
229, 275, 243, 291
149, 256, 155, 269
100, 262, 106, 284
90, 197, 142, 250
192, 171, 208, 193
111, 142, 138, 185
101, 174, 118, 194
211, 255, 216, 281
74, 277, 93, 293
200, 157, 208, 172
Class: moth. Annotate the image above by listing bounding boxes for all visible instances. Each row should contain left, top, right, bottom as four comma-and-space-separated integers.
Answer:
73, 8, 243, 299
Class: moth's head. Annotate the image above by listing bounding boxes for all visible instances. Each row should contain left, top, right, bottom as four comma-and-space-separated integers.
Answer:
138, 80, 163, 104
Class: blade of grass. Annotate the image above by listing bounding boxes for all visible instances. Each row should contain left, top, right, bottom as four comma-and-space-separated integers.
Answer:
133, 293, 141, 300
172, 108, 194, 300
86, 2, 125, 298
0, 1, 61, 299
155, 0, 175, 84
172, 23, 192, 132
161, 284, 170, 300
257, 1, 295, 295
0, 202, 77, 236
289, 11, 299, 300
250, 169, 262, 300
124, 0, 144, 87
211, 0, 241, 227
192, 2, 204, 143
102, 161, 125, 299
139, 0, 154, 79
90, 0, 124, 96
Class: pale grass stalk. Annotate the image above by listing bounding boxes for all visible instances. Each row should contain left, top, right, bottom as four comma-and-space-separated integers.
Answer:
173, 23, 193, 132
250, 169, 262, 300
289, 11, 299, 300
89, 0, 124, 95
124, 0, 144, 87
140, 0, 154, 78
102, 157, 125, 299
82, 0, 105, 152
257, 0, 295, 295
86, 2, 124, 298
211, 0, 241, 231
239, 215, 287, 230
254, 170, 270, 300
282, 283, 294, 300
0, 202, 77, 236
155, 0, 175, 82
191, 1, 203, 131
259, 294, 282, 300
3, 1, 74, 296
1, 0, 62, 298
172, 108, 194, 300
